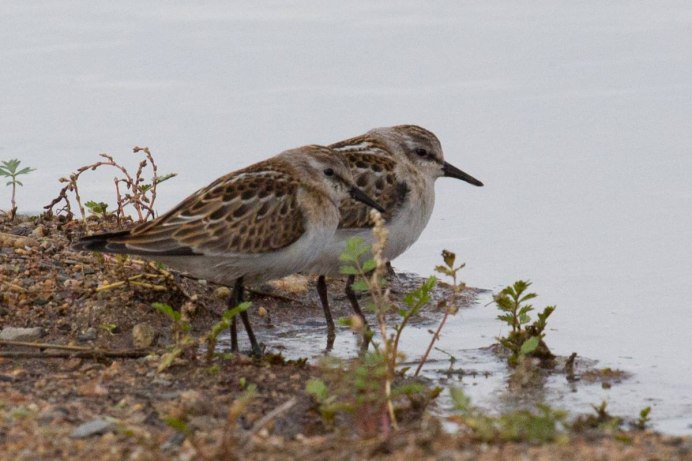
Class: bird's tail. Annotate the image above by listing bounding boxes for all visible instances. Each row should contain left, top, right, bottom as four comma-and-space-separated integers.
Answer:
71, 230, 132, 254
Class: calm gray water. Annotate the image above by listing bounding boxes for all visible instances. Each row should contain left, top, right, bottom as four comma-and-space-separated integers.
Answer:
2, 1, 691, 434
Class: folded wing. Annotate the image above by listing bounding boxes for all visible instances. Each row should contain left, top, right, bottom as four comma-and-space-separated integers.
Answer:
74, 169, 305, 256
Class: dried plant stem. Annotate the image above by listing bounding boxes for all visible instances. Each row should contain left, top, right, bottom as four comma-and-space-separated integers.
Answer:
415, 272, 461, 377
365, 210, 398, 430
415, 311, 450, 377
44, 147, 169, 222
0, 340, 149, 359
0, 340, 95, 351
241, 397, 297, 447
0, 350, 148, 359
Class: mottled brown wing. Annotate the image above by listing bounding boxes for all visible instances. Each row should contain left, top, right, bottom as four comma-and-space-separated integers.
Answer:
111, 167, 306, 255
337, 152, 409, 229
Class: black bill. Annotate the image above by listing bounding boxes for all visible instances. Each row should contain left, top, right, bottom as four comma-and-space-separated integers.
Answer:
442, 161, 484, 187
349, 186, 386, 213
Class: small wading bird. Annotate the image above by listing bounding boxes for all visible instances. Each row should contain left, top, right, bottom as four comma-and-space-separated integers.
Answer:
73, 145, 384, 356
307, 125, 483, 349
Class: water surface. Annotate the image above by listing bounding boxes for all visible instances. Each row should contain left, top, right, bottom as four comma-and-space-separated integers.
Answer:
2, 1, 691, 433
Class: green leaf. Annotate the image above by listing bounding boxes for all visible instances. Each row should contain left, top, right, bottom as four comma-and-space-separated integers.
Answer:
434, 265, 453, 276
339, 265, 358, 275
339, 236, 370, 263
350, 279, 368, 292
16, 167, 35, 175
154, 172, 177, 185
157, 347, 182, 372
519, 293, 537, 303
497, 314, 514, 325
222, 301, 250, 320
362, 259, 376, 273
449, 387, 471, 412
164, 417, 189, 433
337, 316, 353, 327
519, 336, 540, 356
306, 378, 329, 402
152, 302, 179, 322
442, 249, 456, 268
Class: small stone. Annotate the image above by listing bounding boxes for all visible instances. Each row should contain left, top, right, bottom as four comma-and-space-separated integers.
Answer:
30, 225, 46, 238
77, 327, 97, 342
161, 432, 186, 451
69, 419, 114, 438
62, 358, 83, 371
214, 286, 230, 300
258, 306, 268, 318
180, 390, 213, 416
12, 236, 38, 248
132, 323, 158, 348
0, 327, 44, 341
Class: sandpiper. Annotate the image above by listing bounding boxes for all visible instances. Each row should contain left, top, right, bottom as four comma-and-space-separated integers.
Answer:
73, 145, 385, 356
307, 125, 483, 348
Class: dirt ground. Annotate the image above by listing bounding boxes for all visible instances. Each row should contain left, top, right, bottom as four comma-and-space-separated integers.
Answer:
1, 215, 690, 460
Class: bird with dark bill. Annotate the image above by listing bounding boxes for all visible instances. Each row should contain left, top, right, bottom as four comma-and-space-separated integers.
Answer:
73, 145, 385, 356
306, 125, 483, 349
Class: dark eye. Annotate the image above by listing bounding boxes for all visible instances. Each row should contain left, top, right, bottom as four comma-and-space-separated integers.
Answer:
414, 148, 428, 157
323, 168, 335, 177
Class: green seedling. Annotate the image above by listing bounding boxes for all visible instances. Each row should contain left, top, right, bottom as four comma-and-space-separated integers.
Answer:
85, 200, 110, 218
493, 280, 556, 366
152, 302, 191, 344
152, 302, 193, 372
572, 401, 622, 433
309, 217, 461, 434
0, 158, 35, 220
635, 406, 652, 430
450, 387, 568, 443
205, 302, 251, 362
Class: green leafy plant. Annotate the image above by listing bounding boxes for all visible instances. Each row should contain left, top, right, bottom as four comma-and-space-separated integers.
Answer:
307, 213, 460, 434
450, 387, 568, 443
205, 302, 251, 362
493, 280, 556, 366
306, 353, 431, 436
571, 401, 622, 433
99, 322, 118, 335
84, 200, 110, 218
152, 302, 193, 372
0, 159, 35, 220
152, 302, 191, 344
635, 406, 652, 430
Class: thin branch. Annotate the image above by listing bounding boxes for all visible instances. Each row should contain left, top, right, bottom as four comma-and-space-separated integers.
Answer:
241, 398, 297, 447
0, 350, 148, 359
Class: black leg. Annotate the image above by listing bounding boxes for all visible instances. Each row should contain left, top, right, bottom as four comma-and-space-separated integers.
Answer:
229, 281, 240, 352
316, 275, 336, 352
237, 278, 262, 357
345, 274, 367, 323
345, 274, 371, 351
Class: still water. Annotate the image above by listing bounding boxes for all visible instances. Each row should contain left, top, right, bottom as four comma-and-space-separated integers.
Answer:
2, 1, 691, 433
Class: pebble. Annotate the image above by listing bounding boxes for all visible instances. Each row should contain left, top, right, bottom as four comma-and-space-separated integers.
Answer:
77, 327, 97, 342
69, 419, 115, 438
132, 323, 158, 348
30, 224, 47, 238
0, 326, 44, 341
214, 286, 231, 300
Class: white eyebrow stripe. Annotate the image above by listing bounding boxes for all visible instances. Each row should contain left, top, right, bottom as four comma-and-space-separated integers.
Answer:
334, 141, 372, 152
